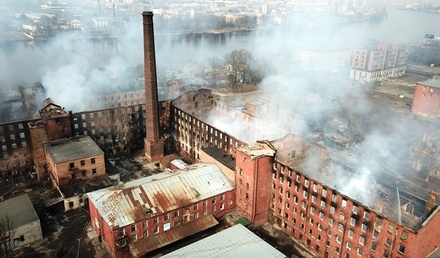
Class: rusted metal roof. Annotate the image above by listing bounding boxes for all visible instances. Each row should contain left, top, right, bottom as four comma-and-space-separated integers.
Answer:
44, 135, 104, 164
87, 163, 234, 228
161, 224, 287, 258
129, 214, 218, 258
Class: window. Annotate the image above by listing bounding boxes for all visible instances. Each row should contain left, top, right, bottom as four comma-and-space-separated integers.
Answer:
194, 203, 198, 210
143, 231, 148, 238
348, 229, 354, 238
388, 224, 395, 234
346, 241, 352, 249
357, 248, 363, 256
80, 160, 85, 166
322, 189, 327, 198
164, 213, 169, 221
220, 203, 224, 210
154, 226, 159, 234
352, 205, 358, 214
340, 212, 345, 220
319, 212, 324, 220
385, 237, 392, 247
132, 235, 137, 242
69, 162, 74, 169
338, 223, 344, 232
305, 179, 309, 187
373, 229, 379, 239
336, 235, 342, 244
329, 218, 334, 225
174, 210, 179, 218
320, 200, 326, 209
342, 199, 347, 208
401, 231, 408, 241
330, 206, 335, 214
312, 195, 317, 203
246, 183, 249, 190
359, 236, 365, 245
364, 211, 370, 220
203, 200, 207, 207
398, 244, 405, 254
91, 158, 96, 164
142, 221, 147, 228
350, 217, 356, 226
212, 197, 216, 204
310, 206, 315, 214
361, 223, 367, 233
153, 218, 158, 224
92, 168, 97, 175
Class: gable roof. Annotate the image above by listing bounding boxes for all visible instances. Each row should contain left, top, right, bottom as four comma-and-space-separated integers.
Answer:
88, 163, 234, 228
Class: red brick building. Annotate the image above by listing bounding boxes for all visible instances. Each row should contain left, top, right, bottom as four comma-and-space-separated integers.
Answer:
87, 163, 235, 258
231, 135, 440, 258
44, 135, 105, 187
410, 77, 440, 119
234, 141, 276, 225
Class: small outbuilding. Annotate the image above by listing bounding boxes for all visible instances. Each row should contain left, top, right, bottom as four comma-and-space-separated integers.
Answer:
0, 194, 43, 250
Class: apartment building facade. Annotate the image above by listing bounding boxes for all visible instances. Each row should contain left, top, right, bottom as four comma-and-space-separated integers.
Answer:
349, 44, 408, 82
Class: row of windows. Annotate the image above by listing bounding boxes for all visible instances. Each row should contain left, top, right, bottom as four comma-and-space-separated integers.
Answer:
0, 123, 25, 133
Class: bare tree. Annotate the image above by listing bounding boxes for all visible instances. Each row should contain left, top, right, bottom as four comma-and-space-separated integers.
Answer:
208, 57, 223, 87
224, 49, 253, 92
0, 215, 15, 258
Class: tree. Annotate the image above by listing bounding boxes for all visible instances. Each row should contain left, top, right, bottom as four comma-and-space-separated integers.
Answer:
224, 49, 253, 92
208, 57, 223, 87
0, 215, 15, 258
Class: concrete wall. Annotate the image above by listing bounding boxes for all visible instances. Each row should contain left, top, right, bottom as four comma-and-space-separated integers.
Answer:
12, 220, 43, 250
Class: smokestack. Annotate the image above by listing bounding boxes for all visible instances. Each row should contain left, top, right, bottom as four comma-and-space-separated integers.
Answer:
142, 11, 164, 162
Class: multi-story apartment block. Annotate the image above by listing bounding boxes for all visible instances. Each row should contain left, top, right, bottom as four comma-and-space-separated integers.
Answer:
411, 76, 440, 119
87, 163, 236, 258
349, 44, 409, 82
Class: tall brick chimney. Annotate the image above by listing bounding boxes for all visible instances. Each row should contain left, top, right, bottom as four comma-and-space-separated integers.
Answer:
143, 11, 164, 162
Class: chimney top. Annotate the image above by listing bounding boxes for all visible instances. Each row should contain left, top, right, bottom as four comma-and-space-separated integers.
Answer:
142, 11, 153, 16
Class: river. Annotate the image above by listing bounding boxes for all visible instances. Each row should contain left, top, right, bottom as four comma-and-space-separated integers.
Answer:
1, 6, 440, 107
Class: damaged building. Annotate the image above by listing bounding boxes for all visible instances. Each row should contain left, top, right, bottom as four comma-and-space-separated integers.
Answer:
1, 10, 440, 258
87, 163, 235, 258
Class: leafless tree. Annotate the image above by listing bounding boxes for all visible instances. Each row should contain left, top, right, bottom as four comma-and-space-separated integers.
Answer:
0, 215, 15, 258
224, 49, 253, 92
208, 57, 223, 87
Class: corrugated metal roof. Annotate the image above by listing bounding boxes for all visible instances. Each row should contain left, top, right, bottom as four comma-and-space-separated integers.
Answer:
0, 194, 40, 230
130, 214, 219, 257
161, 224, 286, 258
44, 135, 104, 164
87, 163, 234, 228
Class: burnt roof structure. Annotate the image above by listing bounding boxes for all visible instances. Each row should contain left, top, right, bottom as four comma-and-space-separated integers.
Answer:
87, 163, 234, 228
